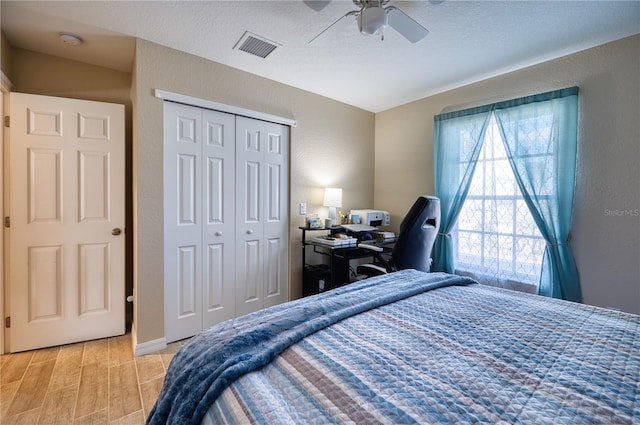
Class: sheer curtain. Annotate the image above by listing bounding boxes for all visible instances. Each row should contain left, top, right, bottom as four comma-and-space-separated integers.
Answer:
494, 87, 581, 301
432, 107, 491, 273
433, 87, 581, 301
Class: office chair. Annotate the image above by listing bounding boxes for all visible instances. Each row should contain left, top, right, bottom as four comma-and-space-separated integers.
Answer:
357, 196, 440, 277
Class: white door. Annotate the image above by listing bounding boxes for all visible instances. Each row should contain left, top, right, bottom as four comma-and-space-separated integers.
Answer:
201, 109, 236, 329
9, 92, 125, 352
262, 122, 289, 309
235, 117, 288, 316
163, 102, 236, 342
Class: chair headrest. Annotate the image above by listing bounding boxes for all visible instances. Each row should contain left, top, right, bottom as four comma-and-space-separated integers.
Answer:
399, 196, 440, 234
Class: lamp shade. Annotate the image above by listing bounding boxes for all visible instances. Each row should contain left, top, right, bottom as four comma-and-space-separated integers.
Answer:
323, 188, 342, 207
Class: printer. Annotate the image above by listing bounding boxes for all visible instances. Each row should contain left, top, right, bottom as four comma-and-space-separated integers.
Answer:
349, 209, 390, 227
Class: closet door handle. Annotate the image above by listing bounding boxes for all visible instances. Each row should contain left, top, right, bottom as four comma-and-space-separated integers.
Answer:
214, 231, 223, 236
246, 229, 253, 235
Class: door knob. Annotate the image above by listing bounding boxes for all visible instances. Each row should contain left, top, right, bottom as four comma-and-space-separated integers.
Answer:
215, 231, 223, 236
112, 228, 122, 236
246, 229, 253, 235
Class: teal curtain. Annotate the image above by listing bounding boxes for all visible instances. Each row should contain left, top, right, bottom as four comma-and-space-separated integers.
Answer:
432, 107, 491, 273
433, 87, 581, 301
494, 87, 581, 301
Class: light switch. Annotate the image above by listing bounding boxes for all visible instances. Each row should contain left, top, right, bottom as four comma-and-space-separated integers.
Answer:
299, 202, 307, 215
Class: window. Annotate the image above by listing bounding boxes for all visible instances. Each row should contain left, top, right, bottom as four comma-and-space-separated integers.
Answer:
454, 114, 545, 293
434, 87, 581, 301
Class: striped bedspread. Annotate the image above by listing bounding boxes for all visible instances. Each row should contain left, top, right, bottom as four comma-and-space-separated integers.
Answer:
148, 270, 474, 424
203, 275, 640, 424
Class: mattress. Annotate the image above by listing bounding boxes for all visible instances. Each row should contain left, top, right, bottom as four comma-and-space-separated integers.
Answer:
147, 270, 639, 425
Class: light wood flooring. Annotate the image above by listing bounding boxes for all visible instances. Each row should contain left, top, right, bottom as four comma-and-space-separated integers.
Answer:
0, 333, 188, 425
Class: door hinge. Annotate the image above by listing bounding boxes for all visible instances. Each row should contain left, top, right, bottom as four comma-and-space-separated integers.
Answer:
5, 317, 9, 329
4, 216, 9, 228
4, 116, 8, 128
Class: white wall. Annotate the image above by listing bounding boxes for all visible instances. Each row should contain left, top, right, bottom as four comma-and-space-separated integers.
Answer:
375, 35, 640, 314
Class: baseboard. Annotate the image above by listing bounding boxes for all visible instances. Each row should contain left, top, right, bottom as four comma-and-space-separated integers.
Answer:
131, 321, 167, 356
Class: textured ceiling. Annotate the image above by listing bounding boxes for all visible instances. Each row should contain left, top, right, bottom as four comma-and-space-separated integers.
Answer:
2, 1, 639, 112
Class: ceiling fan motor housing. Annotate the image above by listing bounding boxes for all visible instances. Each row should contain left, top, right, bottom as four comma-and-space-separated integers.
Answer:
358, 6, 388, 35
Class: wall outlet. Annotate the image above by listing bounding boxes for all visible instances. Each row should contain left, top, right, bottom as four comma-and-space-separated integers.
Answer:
299, 202, 307, 215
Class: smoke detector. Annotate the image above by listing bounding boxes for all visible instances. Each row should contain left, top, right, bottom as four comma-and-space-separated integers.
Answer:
59, 32, 83, 46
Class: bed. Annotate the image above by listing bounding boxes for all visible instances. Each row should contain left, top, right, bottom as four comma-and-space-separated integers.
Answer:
147, 269, 639, 425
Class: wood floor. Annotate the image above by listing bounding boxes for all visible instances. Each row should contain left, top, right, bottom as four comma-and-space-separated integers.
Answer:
0, 333, 188, 425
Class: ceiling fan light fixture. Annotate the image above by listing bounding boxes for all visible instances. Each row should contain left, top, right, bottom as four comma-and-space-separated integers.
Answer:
358, 6, 388, 36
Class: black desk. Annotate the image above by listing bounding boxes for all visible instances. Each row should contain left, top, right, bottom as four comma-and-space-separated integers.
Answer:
299, 226, 393, 296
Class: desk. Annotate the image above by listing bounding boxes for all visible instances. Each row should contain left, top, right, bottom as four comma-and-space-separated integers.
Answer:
299, 226, 393, 296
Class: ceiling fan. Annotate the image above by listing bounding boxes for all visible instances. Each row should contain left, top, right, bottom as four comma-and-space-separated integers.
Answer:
308, 0, 429, 44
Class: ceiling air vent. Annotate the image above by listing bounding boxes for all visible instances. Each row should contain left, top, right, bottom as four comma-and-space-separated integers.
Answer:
234, 32, 280, 59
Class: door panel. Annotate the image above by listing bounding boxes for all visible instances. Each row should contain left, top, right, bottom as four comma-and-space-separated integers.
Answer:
244, 161, 261, 222
263, 123, 289, 308
79, 151, 110, 221
205, 244, 224, 310
78, 242, 109, 314
178, 154, 197, 225
202, 109, 235, 329
235, 118, 288, 315
78, 112, 111, 140
164, 103, 236, 341
9, 92, 125, 352
164, 103, 202, 342
266, 238, 282, 297
27, 245, 63, 321
235, 118, 265, 317
28, 148, 62, 223
177, 245, 197, 317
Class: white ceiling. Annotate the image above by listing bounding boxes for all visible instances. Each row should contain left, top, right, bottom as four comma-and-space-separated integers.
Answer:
2, 1, 639, 112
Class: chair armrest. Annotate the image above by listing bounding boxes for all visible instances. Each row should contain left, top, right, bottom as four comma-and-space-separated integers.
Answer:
358, 243, 384, 252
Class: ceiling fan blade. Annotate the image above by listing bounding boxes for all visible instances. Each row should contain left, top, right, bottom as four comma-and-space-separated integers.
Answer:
386, 7, 429, 43
303, 1, 331, 12
309, 10, 358, 44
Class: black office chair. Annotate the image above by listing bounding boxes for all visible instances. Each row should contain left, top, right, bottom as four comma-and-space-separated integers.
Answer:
357, 196, 440, 277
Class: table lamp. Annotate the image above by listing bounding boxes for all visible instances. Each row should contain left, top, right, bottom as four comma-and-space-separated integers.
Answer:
323, 187, 342, 226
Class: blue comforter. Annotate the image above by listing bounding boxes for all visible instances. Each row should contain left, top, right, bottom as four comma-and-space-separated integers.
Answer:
146, 270, 474, 425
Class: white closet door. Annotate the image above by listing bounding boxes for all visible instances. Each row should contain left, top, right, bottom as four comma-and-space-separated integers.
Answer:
235, 117, 289, 316
263, 122, 289, 308
164, 102, 203, 342
164, 102, 289, 341
202, 109, 236, 329
164, 103, 237, 342
235, 117, 266, 316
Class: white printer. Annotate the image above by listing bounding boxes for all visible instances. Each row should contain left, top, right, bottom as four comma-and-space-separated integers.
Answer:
349, 209, 390, 227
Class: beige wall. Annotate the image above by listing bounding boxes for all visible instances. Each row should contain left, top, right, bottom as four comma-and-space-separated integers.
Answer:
6, 32, 637, 347
375, 34, 640, 314
1, 31, 12, 80
133, 39, 375, 344
9, 48, 131, 105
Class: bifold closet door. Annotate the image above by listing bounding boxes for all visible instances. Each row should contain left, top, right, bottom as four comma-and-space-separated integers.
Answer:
164, 102, 236, 343
235, 116, 289, 317
201, 109, 236, 331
